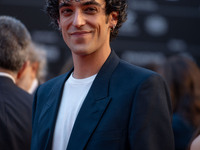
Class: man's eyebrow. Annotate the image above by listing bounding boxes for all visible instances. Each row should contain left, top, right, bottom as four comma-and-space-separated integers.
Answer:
59, 1, 101, 9
82, 1, 101, 7
59, 2, 71, 9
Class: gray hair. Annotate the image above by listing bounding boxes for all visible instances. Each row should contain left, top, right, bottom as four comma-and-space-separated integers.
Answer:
0, 16, 31, 72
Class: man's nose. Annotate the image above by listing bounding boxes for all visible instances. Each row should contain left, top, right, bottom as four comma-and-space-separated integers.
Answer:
72, 9, 85, 27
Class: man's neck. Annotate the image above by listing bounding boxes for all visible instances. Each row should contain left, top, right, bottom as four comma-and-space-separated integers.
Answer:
72, 48, 111, 79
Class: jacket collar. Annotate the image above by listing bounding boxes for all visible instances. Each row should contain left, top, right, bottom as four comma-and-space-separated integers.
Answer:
0, 72, 15, 83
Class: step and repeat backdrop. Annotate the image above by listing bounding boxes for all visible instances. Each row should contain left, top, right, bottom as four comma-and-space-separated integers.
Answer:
0, 0, 200, 80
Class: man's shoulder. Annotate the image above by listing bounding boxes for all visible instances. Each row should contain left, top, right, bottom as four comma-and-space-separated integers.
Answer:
0, 78, 33, 99
109, 58, 168, 91
116, 59, 158, 79
0, 80, 33, 111
37, 73, 69, 93
44, 73, 68, 85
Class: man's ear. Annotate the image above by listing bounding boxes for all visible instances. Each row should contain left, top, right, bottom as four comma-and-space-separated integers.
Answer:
17, 61, 30, 80
31, 62, 39, 78
57, 19, 61, 30
109, 11, 118, 29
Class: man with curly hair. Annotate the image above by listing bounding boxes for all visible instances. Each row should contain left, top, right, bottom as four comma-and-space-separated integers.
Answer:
31, 0, 174, 149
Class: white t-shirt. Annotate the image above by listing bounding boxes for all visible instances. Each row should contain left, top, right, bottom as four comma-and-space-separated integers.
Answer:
52, 73, 97, 150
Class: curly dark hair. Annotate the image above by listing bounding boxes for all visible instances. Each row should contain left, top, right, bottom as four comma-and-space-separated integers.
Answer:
44, 0, 127, 40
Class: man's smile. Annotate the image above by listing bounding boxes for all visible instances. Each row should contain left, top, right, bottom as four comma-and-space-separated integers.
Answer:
69, 30, 92, 36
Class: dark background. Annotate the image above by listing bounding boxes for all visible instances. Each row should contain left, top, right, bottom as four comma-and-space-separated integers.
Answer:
0, 0, 200, 80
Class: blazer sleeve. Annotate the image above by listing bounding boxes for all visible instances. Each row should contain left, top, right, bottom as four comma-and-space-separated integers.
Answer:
128, 74, 175, 150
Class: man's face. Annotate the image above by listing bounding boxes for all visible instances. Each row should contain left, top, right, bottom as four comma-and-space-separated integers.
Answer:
16, 61, 38, 92
58, 0, 115, 56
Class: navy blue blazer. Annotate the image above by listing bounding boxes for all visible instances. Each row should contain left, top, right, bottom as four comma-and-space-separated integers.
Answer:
31, 50, 174, 150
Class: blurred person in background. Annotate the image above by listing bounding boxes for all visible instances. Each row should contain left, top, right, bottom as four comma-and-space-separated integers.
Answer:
31, 0, 174, 150
16, 42, 48, 94
0, 15, 33, 150
160, 55, 200, 150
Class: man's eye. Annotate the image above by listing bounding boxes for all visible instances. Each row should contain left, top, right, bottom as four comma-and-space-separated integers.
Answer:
61, 8, 73, 15
84, 7, 98, 14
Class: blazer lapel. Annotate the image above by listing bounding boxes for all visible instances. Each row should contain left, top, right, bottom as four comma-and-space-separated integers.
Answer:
38, 70, 73, 149
67, 50, 120, 150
